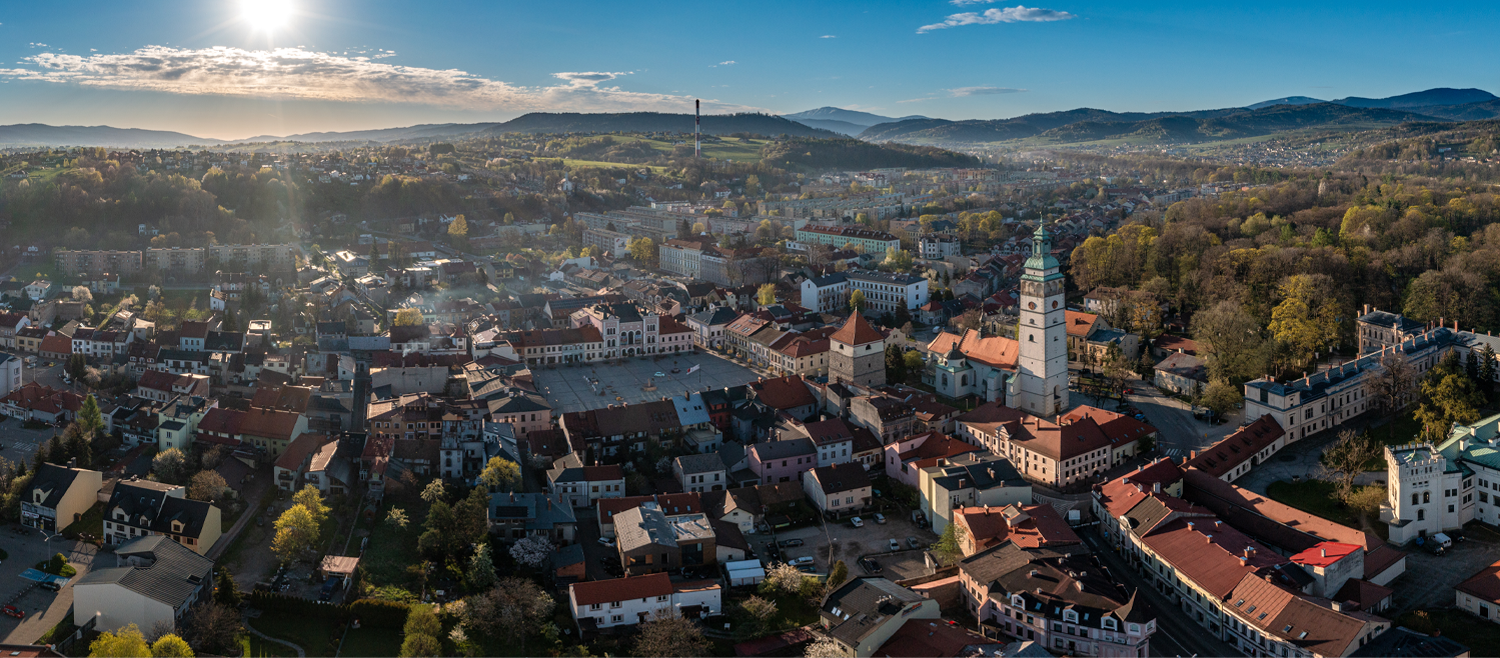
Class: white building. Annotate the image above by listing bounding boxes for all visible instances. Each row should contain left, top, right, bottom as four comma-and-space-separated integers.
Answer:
0, 351, 22, 397
918, 234, 962, 260
73, 535, 213, 635
567, 572, 721, 631
1015, 223, 1069, 416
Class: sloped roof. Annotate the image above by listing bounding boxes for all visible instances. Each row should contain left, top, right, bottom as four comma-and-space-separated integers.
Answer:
570, 573, 673, 607
74, 535, 212, 608
829, 312, 883, 346
1184, 416, 1284, 478
927, 330, 1019, 369
750, 376, 816, 411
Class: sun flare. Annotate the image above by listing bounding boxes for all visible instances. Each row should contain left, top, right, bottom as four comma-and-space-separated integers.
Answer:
240, 0, 294, 32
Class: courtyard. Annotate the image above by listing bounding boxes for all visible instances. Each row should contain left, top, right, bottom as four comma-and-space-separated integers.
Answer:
531, 351, 761, 413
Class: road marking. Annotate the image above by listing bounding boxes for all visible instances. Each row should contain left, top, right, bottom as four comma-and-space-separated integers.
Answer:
1164, 448, 1181, 456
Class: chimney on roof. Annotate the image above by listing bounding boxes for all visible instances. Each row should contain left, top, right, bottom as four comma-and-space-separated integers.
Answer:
1205, 534, 1213, 543
1244, 546, 1255, 558
1152, 482, 1161, 493
1186, 521, 1194, 531
1134, 482, 1142, 492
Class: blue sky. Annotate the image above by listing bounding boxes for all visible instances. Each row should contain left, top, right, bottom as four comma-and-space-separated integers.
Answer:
1, 0, 1497, 139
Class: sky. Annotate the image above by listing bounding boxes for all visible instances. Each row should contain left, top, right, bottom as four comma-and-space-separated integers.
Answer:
1, 0, 1498, 140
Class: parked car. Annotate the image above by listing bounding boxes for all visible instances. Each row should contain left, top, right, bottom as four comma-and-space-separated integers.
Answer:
597, 537, 615, 547
873, 513, 887, 524
1, 605, 21, 619
39, 581, 60, 592
861, 558, 882, 573
907, 537, 922, 549
777, 538, 804, 548
850, 516, 864, 528
889, 539, 900, 552
789, 557, 815, 567
796, 565, 817, 574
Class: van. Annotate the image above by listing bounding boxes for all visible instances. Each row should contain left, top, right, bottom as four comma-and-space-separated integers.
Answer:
24, 356, 36, 367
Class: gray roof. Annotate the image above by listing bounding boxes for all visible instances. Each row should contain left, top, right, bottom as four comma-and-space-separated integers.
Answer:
821, 577, 928, 647
75, 535, 212, 610
845, 269, 922, 285
29, 463, 83, 510
487, 492, 576, 531
675, 452, 726, 475
1358, 310, 1425, 334
689, 308, 739, 327
929, 454, 1025, 493
750, 438, 816, 461
1349, 626, 1469, 658
615, 505, 677, 552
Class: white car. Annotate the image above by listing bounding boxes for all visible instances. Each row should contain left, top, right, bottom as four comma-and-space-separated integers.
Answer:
850, 516, 864, 528
889, 539, 900, 552
789, 557, 815, 567
597, 537, 615, 547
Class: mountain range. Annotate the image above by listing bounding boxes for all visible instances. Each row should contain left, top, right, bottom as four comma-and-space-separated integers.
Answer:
0, 112, 834, 149
2, 88, 1498, 150
851, 88, 1500, 146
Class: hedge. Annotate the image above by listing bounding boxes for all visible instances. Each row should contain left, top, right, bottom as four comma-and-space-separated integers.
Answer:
349, 598, 411, 627
247, 590, 351, 621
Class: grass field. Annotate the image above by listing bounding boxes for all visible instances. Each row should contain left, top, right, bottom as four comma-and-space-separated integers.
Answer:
359, 500, 428, 591
340, 625, 402, 657
248, 610, 343, 657
1266, 479, 1387, 540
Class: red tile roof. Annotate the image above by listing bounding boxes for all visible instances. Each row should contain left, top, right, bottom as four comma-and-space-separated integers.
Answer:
238, 407, 304, 441
571, 573, 673, 606
749, 376, 816, 411
1141, 517, 1285, 599
275, 432, 332, 471
875, 619, 997, 658
597, 493, 703, 525
38, 334, 71, 355
829, 312, 883, 346
927, 330, 1018, 369
955, 503, 1080, 552
1184, 416, 1284, 478
1064, 310, 1100, 338
1455, 560, 1500, 603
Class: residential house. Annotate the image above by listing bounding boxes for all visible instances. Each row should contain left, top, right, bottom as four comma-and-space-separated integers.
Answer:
103, 479, 223, 555
674, 453, 728, 493
1154, 352, 1207, 396
952, 503, 1080, 556
21, 462, 103, 532
72, 535, 213, 635
883, 431, 981, 488
567, 573, 721, 632
747, 438, 817, 485
548, 455, 627, 508
487, 491, 577, 543
615, 505, 717, 575
817, 577, 940, 657
918, 452, 1030, 535
802, 463, 871, 516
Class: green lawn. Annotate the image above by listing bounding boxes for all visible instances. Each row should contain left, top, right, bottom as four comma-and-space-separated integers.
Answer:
247, 610, 343, 657
1396, 608, 1500, 657
544, 157, 668, 173
1266, 479, 1387, 540
61, 502, 104, 539
359, 500, 428, 591
240, 633, 299, 658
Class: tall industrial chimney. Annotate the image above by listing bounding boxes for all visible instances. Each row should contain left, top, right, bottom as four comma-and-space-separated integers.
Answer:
695, 99, 701, 159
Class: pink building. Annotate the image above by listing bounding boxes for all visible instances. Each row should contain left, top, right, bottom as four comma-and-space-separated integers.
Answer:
883, 431, 982, 488
747, 437, 817, 484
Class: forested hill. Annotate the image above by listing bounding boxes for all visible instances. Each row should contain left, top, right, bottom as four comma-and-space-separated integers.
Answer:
481, 112, 837, 138
760, 138, 980, 170
858, 103, 1443, 145
0, 123, 222, 148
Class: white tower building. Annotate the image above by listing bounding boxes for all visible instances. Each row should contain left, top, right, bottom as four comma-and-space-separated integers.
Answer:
1014, 222, 1069, 417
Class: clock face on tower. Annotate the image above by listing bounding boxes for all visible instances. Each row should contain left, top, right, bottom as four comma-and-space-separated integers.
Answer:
1052, 301, 1059, 309
1028, 302, 1036, 310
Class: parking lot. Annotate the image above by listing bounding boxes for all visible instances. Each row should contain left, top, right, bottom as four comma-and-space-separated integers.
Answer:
531, 352, 760, 413
1390, 525, 1500, 614
0, 525, 96, 644
0, 416, 58, 467
757, 511, 939, 581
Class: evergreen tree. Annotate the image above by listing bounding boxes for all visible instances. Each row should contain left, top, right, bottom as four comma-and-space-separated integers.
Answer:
1466, 350, 1480, 382
1482, 344, 1498, 398
64, 425, 91, 468
221, 309, 237, 333
214, 570, 242, 607
78, 395, 104, 439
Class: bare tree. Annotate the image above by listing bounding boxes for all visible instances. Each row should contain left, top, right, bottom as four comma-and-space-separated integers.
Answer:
1368, 352, 1415, 417
1319, 429, 1381, 503
634, 611, 710, 658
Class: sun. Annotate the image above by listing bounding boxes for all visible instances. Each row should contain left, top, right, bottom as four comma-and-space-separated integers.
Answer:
240, 0, 294, 32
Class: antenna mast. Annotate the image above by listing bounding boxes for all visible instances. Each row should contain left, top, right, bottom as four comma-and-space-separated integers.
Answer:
695, 99, 701, 159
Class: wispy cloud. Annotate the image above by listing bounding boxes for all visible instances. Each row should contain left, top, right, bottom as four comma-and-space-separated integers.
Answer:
899, 86, 1028, 102
0, 46, 762, 113
948, 86, 1026, 96
819, 35, 837, 39
917, 5, 1075, 33
710, 60, 736, 68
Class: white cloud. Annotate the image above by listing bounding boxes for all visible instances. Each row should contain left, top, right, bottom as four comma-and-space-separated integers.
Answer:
948, 86, 1026, 96
819, 35, 837, 38
0, 46, 762, 113
719, 60, 735, 66
917, 6, 1075, 33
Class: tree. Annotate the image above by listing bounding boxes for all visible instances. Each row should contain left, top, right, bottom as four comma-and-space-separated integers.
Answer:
903, 350, 925, 377
1415, 365, 1484, 440
467, 543, 498, 590
930, 521, 967, 565
1367, 352, 1415, 417
150, 635, 194, 658
509, 534, 553, 569
479, 457, 520, 492
1191, 300, 1268, 383
271, 504, 321, 562
152, 448, 191, 485
1320, 429, 1380, 503
885, 345, 909, 384
405, 605, 442, 640
761, 562, 807, 596
634, 613, 709, 658
89, 624, 152, 658
1130, 301, 1164, 342
64, 424, 92, 469
79, 394, 104, 438
394, 308, 424, 326
628, 237, 657, 267
884, 247, 913, 271
1201, 379, 1242, 418
1347, 485, 1387, 517
955, 308, 983, 333
399, 633, 441, 658
849, 289, 866, 313
1101, 343, 1131, 400
804, 638, 845, 658
826, 560, 850, 589
742, 595, 778, 623
66, 353, 89, 384
1268, 274, 1343, 369
386, 507, 410, 529
213, 570, 241, 608
1482, 344, 1498, 398
448, 214, 469, 245
180, 603, 242, 656
464, 577, 555, 653
188, 470, 229, 502
757, 284, 777, 306
420, 479, 446, 503
369, 241, 383, 263
293, 485, 330, 527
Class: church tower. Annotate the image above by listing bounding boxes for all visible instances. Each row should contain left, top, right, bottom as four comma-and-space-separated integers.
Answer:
1015, 221, 1069, 416
829, 311, 886, 387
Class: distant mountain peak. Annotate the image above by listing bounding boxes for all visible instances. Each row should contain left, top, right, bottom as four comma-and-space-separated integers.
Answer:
783, 107, 928, 128
1246, 96, 1325, 110
1332, 87, 1498, 109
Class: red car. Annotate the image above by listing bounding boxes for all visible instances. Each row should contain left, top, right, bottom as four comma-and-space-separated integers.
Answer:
1, 605, 21, 619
